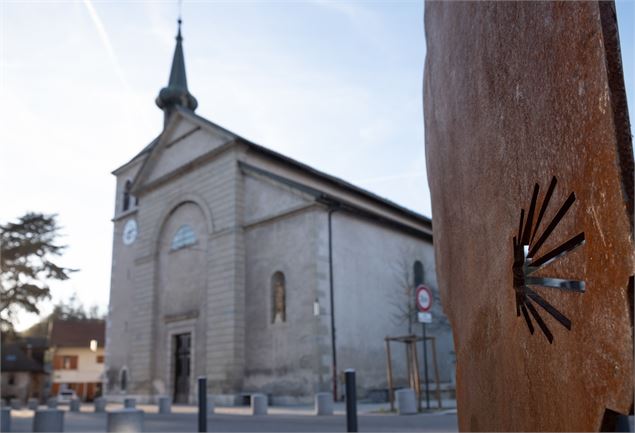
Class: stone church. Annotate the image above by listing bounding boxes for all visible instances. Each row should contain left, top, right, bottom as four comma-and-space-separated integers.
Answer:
105, 22, 453, 404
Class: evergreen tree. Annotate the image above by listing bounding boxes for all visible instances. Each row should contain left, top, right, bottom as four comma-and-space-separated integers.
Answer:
0, 213, 76, 332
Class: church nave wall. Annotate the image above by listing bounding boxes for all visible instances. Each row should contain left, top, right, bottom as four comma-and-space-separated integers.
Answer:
328, 211, 453, 395
243, 208, 322, 403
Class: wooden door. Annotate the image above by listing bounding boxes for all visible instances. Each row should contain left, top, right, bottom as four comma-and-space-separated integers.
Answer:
173, 333, 191, 404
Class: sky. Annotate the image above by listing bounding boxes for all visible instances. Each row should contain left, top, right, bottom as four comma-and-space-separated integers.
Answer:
0, 1, 633, 331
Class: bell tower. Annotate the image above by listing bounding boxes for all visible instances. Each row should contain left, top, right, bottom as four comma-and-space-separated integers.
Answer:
155, 19, 198, 127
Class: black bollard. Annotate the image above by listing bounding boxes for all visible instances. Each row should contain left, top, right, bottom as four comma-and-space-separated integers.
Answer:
198, 377, 207, 432
345, 369, 358, 432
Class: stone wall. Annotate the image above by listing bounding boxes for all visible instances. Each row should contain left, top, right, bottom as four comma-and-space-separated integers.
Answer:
329, 211, 453, 395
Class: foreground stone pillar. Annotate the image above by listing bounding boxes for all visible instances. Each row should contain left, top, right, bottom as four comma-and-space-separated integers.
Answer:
158, 396, 171, 414
69, 399, 80, 412
250, 394, 267, 415
28, 398, 39, 410
10, 399, 21, 410
314, 392, 333, 416
123, 398, 136, 409
395, 389, 416, 415
107, 409, 144, 433
1, 407, 10, 432
94, 397, 106, 412
46, 398, 57, 409
33, 409, 64, 432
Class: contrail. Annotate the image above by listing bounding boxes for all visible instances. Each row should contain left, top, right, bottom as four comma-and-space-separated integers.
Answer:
83, 0, 130, 91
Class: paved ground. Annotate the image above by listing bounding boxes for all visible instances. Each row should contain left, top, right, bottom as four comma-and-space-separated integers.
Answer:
7, 403, 459, 432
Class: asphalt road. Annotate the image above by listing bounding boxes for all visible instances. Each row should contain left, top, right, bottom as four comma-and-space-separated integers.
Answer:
7, 406, 458, 432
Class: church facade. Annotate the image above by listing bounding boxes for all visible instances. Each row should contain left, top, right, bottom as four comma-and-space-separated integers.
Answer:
105, 24, 453, 404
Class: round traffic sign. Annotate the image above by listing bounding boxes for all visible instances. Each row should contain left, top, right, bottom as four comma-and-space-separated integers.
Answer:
416, 285, 433, 312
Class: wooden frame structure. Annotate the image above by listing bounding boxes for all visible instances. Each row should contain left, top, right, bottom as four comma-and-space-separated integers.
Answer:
384, 335, 442, 411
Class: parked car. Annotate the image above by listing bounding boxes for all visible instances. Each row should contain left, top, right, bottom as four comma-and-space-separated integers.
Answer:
56, 389, 77, 404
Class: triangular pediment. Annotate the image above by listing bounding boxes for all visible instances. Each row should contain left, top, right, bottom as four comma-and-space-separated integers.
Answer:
131, 109, 237, 193
242, 166, 314, 224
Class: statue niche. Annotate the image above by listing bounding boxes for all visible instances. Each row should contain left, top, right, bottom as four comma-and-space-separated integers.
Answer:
271, 271, 286, 324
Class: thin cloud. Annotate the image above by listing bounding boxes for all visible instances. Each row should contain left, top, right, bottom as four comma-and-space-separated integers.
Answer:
82, 0, 130, 91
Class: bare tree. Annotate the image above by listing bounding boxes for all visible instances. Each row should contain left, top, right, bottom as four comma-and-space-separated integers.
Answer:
388, 247, 450, 335
389, 249, 417, 334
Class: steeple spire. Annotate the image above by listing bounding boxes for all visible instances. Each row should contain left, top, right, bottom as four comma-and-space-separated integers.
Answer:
156, 19, 198, 127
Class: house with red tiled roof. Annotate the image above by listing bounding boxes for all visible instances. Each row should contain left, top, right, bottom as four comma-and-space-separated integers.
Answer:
48, 319, 105, 401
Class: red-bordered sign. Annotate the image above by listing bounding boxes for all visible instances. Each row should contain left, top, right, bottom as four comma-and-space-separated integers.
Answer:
416, 284, 433, 312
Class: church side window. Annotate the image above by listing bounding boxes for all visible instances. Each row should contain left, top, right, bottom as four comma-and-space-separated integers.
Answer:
414, 260, 424, 286
123, 180, 132, 212
271, 271, 286, 324
171, 225, 197, 250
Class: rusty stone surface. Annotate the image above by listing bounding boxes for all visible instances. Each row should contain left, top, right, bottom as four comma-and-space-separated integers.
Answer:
424, 2, 633, 431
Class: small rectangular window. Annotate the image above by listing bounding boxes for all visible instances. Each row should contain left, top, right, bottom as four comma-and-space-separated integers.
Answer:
96, 355, 104, 364
60, 355, 78, 370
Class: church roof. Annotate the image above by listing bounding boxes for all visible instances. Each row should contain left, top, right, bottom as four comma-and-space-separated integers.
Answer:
129, 133, 162, 162
118, 107, 432, 231
49, 319, 105, 348
179, 108, 432, 229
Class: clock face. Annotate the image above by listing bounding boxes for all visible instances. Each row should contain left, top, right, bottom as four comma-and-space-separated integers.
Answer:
122, 219, 138, 245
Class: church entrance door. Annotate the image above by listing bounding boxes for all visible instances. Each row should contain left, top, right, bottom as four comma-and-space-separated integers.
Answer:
173, 333, 191, 404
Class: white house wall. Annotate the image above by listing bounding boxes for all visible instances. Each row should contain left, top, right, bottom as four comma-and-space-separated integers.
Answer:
52, 348, 105, 384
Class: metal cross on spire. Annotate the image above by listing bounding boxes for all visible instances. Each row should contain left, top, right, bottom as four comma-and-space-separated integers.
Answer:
177, 0, 183, 39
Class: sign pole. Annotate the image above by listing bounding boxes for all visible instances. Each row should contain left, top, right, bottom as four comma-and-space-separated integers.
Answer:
422, 323, 430, 410
415, 284, 433, 411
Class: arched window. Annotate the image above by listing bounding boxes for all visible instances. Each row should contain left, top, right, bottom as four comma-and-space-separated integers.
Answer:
120, 368, 128, 392
271, 271, 286, 324
171, 225, 197, 250
414, 260, 424, 286
123, 180, 132, 212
